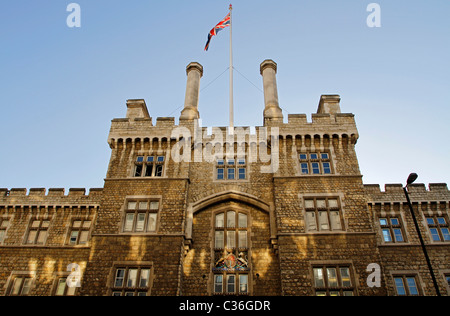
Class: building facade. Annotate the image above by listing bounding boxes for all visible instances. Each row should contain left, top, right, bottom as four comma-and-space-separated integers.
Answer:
0, 60, 449, 296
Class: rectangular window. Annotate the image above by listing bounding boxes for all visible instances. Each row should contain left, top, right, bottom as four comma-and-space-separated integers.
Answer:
214, 275, 223, 294
111, 267, 152, 296
216, 157, 246, 181
68, 219, 92, 245
135, 155, 165, 178
214, 274, 248, 295
227, 275, 235, 293
155, 165, 163, 177
8, 276, 33, 296
239, 275, 248, 294
123, 200, 159, 233
313, 266, 354, 296
25, 219, 50, 245
426, 216, 450, 242
0, 218, 10, 243
238, 168, 246, 180
304, 198, 343, 232
55, 278, 76, 296
394, 275, 420, 296
217, 168, 225, 180
379, 216, 405, 243
299, 152, 333, 175
227, 168, 235, 180
301, 163, 309, 175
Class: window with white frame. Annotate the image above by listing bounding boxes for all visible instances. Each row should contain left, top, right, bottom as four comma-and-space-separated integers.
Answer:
426, 215, 450, 242
312, 265, 354, 296
68, 219, 92, 245
111, 266, 152, 296
216, 157, 247, 181
304, 197, 343, 232
299, 152, 332, 175
134, 155, 165, 178
379, 216, 406, 243
393, 275, 421, 296
123, 200, 160, 233
54, 277, 77, 296
7, 275, 33, 296
25, 218, 51, 245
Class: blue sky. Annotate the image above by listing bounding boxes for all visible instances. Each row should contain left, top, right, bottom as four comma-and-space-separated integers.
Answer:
0, 1, 449, 191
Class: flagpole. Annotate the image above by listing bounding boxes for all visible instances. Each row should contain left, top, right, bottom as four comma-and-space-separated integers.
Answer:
229, 4, 234, 131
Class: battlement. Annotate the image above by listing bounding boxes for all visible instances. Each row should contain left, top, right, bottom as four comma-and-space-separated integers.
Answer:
364, 183, 450, 203
0, 188, 103, 202
108, 112, 359, 148
364, 183, 449, 194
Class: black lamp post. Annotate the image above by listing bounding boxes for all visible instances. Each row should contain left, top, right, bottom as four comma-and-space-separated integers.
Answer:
403, 173, 441, 296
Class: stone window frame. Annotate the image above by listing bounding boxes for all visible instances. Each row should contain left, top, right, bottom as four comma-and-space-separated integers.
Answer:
51, 271, 78, 296
378, 215, 407, 244
298, 151, 334, 175
107, 261, 154, 296
0, 215, 12, 244
214, 155, 249, 183
440, 269, 450, 296
391, 273, 422, 296
119, 196, 162, 234
211, 206, 252, 296
23, 216, 52, 246
309, 261, 356, 296
66, 216, 95, 246
371, 202, 410, 246
425, 214, 450, 243
4, 271, 36, 296
133, 154, 166, 178
301, 193, 346, 233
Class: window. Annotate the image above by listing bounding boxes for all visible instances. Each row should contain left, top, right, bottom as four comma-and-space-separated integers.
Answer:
394, 275, 420, 296
111, 266, 152, 296
68, 219, 92, 245
299, 152, 332, 175
379, 217, 405, 243
445, 274, 450, 291
25, 218, 50, 245
134, 155, 165, 178
7, 276, 33, 296
0, 217, 10, 243
213, 273, 249, 295
313, 266, 354, 296
213, 211, 249, 295
426, 216, 450, 242
304, 198, 343, 232
216, 157, 247, 181
123, 200, 159, 233
54, 277, 77, 296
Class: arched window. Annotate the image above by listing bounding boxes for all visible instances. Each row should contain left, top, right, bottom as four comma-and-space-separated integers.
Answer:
213, 210, 249, 295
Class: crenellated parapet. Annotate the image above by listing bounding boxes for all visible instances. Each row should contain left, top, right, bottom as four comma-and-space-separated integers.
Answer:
364, 183, 450, 204
0, 188, 103, 208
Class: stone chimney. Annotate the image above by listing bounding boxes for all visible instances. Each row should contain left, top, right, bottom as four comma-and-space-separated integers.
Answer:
126, 99, 150, 119
260, 59, 283, 121
180, 62, 203, 121
317, 95, 341, 115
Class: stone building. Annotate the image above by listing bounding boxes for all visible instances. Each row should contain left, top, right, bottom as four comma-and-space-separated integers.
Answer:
0, 60, 449, 296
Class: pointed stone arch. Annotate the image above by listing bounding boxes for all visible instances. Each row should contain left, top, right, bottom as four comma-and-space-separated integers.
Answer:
185, 190, 277, 251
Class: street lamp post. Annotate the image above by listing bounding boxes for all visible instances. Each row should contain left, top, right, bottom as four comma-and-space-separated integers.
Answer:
403, 173, 441, 296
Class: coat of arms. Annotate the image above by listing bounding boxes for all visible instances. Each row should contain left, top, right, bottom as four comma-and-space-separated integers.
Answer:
214, 250, 249, 271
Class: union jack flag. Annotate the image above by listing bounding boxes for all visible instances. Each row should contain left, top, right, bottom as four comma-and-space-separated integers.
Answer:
204, 12, 231, 51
